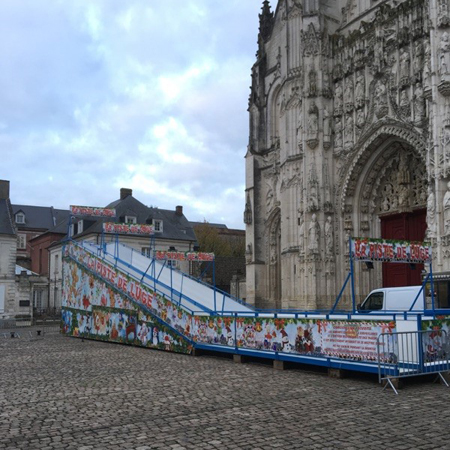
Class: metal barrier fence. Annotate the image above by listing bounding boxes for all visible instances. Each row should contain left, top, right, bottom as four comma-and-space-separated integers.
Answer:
377, 330, 450, 394
0, 318, 61, 340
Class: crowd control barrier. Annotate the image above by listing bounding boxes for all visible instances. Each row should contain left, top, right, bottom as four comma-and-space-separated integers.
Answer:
377, 330, 450, 394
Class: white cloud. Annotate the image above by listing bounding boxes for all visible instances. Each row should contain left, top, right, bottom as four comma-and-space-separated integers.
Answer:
1, 0, 262, 229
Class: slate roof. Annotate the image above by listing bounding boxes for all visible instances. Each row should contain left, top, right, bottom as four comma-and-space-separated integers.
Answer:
15, 265, 38, 275
74, 194, 197, 242
11, 205, 70, 231
190, 221, 228, 229
0, 199, 16, 236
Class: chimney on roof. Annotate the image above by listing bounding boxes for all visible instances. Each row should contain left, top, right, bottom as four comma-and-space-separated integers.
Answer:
120, 188, 132, 200
175, 205, 183, 216
0, 180, 10, 200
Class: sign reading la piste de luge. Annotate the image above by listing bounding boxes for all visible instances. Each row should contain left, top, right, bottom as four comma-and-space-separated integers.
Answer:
103, 223, 154, 235
351, 237, 432, 264
70, 205, 116, 217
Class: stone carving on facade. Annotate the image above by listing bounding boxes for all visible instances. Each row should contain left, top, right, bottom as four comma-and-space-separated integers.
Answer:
323, 108, 331, 149
322, 69, 332, 98
355, 109, 366, 137
287, 0, 303, 18
381, 183, 397, 212
373, 150, 426, 215
307, 102, 319, 149
334, 116, 343, 153
438, 0, 450, 28
302, 23, 320, 57
334, 82, 343, 116
308, 67, 317, 98
355, 72, 365, 110
374, 79, 389, 119
444, 181, 450, 235
354, 45, 365, 67
360, 220, 370, 234
344, 78, 354, 113
439, 32, 450, 96
296, 104, 303, 152
308, 214, 320, 255
400, 89, 411, 118
413, 41, 423, 83
286, 84, 302, 110
333, 63, 344, 81
441, 128, 450, 179
414, 83, 425, 125
298, 213, 305, 255
399, 49, 411, 88
372, 34, 385, 75
324, 216, 334, 257
308, 162, 320, 212
244, 194, 252, 225
258, 0, 274, 43
344, 113, 354, 150
323, 161, 333, 213
426, 189, 437, 239
342, 46, 353, 77
269, 224, 281, 266
423, 40, 432, 95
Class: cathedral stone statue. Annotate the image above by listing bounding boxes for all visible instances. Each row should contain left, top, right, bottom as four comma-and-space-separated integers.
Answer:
444, 182, 450, 235
308, 214, 320, 255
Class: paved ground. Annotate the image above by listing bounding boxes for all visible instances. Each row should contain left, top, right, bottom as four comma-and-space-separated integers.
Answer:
1, 333, 449, 450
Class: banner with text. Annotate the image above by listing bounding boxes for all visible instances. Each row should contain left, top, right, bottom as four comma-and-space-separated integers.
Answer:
103, 222, 154, 235
155, 251, 215, 262
351, 237, 432, 264
70, 205, 116, 218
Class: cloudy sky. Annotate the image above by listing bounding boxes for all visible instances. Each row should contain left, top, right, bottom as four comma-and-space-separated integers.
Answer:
1, 0, 265, 229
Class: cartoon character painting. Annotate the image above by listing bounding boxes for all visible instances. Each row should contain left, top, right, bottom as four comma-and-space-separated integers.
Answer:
152, 327, 159, 346
163, 334, 173, 351
280, 329, 291, 353
110, 322, 119, 339
138, 323, 150, 345
264, 323, 273, 349
62, 310, 72, 334
226, 327, 234, 346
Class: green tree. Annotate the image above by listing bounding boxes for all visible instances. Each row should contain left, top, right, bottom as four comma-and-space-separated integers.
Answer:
193, 222, 244, 258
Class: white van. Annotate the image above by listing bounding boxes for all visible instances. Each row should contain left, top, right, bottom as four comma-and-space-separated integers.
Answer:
357, 286, 426, 312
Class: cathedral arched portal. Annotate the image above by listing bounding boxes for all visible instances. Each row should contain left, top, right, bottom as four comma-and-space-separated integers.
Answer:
266, 208, 282, 309
340, 125, 428, 292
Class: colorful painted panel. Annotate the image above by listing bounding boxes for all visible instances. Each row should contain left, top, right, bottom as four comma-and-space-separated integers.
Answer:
232, 318, 395, 362
421, 316, 450, 360
63, 242, 398, 363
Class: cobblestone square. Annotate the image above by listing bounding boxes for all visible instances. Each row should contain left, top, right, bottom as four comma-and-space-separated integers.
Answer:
1, 333, 449, 449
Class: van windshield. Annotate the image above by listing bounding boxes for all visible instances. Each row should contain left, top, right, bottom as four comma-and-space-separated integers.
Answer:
360, 292, 384, 311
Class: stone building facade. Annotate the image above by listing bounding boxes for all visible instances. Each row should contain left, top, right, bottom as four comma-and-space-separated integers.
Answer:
245, 0, 450, 310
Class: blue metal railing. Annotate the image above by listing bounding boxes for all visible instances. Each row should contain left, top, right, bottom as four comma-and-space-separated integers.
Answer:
67, 240, 450, 320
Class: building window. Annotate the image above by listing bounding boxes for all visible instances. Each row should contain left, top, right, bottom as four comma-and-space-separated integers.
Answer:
141, 247, 151, 258
154, 220, 163, 232
125, 216, 137, 224
17, 234, 26, 249
78, 220, 83, 234
167, 260, 177, 269
15, 213, 25, 224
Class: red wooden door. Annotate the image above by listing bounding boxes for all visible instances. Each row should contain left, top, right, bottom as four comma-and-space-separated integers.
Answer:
381, 210, 426, 287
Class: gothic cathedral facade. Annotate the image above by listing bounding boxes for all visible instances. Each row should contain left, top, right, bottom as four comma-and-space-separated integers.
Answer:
245, 0, 450, 310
